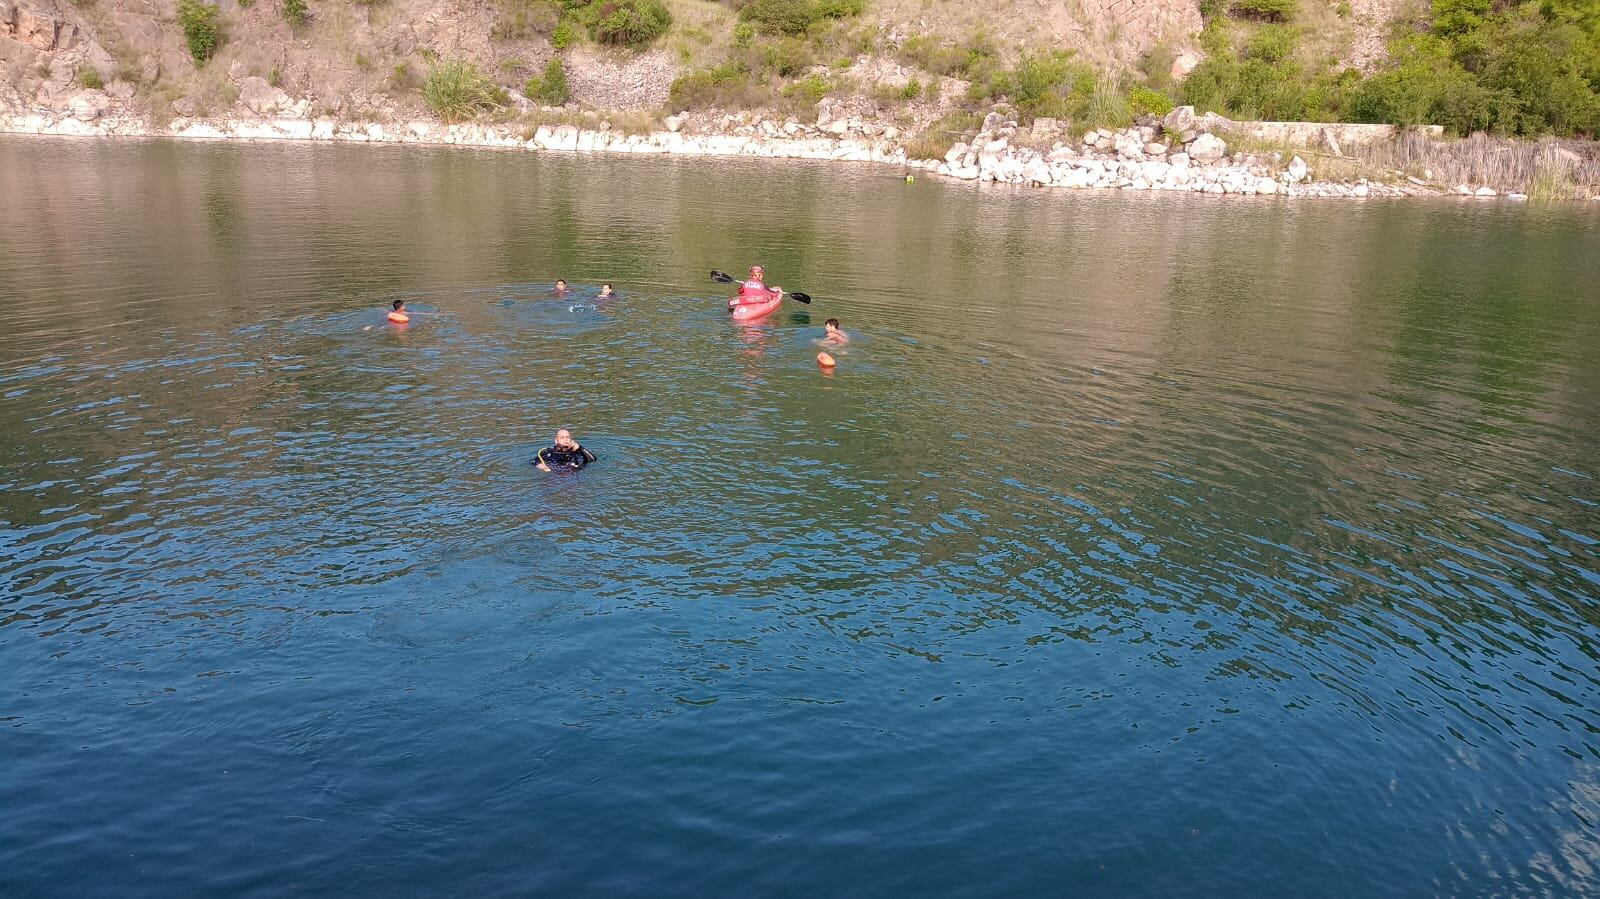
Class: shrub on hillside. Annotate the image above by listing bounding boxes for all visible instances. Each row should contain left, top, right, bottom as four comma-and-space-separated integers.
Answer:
77, 65, 105, 90
177, 0, 222, 64
1128, 85, 1176, 116
423, 60, 507, 123
282, 0, 308, 25
525, 57, 570, 105
552, 18, 577, 47
586, 0, 671, 48
1231, 0, 1296, 23
1244, 24, 1296, 62
739, 0, 860, 37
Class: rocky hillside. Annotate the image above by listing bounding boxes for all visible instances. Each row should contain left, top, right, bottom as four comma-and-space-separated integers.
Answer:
4, 0, 1595, 142
0, 0, 1398, 124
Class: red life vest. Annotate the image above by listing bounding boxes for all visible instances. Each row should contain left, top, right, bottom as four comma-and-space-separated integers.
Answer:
740, 280, 774, 299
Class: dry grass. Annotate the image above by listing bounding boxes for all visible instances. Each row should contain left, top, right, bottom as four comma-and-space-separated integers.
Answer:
662, 0, 737, 71
1350, 131, 1600, 198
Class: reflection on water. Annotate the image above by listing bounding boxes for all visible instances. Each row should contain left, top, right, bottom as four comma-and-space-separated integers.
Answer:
1, 136, 1599, 896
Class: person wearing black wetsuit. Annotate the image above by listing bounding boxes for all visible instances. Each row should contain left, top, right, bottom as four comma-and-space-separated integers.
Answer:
535, 428, 596, 472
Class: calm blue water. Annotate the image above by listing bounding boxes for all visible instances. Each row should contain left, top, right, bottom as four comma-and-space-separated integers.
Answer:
2, 136, 1599, 896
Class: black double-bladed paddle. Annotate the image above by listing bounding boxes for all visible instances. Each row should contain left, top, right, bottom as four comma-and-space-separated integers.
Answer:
711, 270, 812, 304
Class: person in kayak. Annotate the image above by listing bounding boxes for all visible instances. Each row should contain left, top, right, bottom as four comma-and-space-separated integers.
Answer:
731, 265, 783, 309
823, 318, 849, 344
535, 428, 596, 472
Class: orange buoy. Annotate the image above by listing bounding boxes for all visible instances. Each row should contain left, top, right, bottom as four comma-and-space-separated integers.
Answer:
387, 311, 410, 323
817, 351, 837, 369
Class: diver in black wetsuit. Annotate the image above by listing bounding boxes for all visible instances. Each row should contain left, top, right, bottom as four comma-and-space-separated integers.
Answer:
535, 428, 597, 472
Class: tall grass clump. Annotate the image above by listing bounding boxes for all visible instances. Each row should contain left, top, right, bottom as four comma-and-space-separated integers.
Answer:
1083, 78, 1133, 130
423, 60, 507, 123
178, 0, 222, 64
282, 0, 308, 25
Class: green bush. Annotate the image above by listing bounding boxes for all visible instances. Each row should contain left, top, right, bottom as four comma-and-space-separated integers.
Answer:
177, 0, 221, 64
422, 60, 506, 123
1128, 85, 1176, 116
552, 18, 576, 47
525, 57, 569, 105
587, 0, 671, 47
668, 61, 750, 109
1245, 24, 1296, 62
739, 0, 816, 36
1231, 0, 1296, 22
783, 72, 831, 105
77, 65, 105, 90
282, 0, 308, 25
898, 33, 1000, 82
739, 0, 860, 36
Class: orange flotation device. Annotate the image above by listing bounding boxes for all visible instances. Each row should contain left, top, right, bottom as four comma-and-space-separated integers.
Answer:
387, 311, 410, 323
817, 351, 837, 369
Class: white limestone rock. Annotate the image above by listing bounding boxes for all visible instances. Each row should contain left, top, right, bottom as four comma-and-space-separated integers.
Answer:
1188, 132, 1227, 163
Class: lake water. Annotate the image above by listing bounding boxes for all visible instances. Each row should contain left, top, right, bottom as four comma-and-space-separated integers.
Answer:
2, 136, 1599, 896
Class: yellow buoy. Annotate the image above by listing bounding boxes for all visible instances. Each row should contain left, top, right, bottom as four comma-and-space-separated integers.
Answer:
817, 351, 837, 369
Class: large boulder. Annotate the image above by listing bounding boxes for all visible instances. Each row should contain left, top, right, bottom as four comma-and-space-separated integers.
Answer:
1189, 132, 1227, 163
1286, 155, 1308, 182
1022, 156, 1052, 186
1161, 105, 1197, 136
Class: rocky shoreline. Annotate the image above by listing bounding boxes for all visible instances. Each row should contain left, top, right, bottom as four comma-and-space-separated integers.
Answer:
0, 100, 1560, 202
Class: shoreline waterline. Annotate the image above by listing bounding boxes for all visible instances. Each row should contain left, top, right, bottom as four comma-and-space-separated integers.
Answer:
3, 110, 1577, 202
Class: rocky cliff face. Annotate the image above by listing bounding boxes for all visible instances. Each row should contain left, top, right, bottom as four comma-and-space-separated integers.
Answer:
0, 0, 1380, 127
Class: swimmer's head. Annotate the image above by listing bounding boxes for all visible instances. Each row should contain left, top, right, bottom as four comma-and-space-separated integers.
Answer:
393, 300, 405, 311
555, 428, 576, 448
825, 318, 840, 331
555, 279, 568, 291
600, 283, 613, 294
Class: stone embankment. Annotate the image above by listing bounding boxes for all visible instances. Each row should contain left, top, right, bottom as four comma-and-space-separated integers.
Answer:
0, 98, 1545, 201
927, 106, 1439, 199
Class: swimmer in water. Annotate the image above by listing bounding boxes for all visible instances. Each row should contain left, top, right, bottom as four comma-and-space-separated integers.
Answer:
535, 428, 597, 472
554, 279, 569, 295
387, 300, 410, 323
599, 283, 614, 298
822, 318, 848, 344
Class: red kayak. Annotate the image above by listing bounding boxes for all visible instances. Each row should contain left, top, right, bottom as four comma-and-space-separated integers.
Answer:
729, 288, 783, 322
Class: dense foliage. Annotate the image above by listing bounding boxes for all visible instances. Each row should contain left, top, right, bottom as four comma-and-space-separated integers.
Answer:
582, 0, 672, 47
493, 0, 670, 49
736, 0, 864, 37
1182, 0, 1600, 136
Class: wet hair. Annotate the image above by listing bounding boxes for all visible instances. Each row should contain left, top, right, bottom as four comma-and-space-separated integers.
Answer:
825, 318, 840, 329
393, 300, 405, 311
602, 283, 613, 290
555, 279, 567, 288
